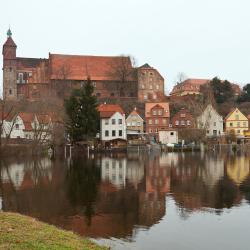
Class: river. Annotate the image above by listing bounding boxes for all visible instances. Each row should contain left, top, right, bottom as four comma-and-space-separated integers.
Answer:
0, 151, 250, 250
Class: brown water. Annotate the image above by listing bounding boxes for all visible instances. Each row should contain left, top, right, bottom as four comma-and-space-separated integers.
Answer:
0, 152, 250, 250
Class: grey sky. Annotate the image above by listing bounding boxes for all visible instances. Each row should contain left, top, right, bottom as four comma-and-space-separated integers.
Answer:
1, 0, 250, 96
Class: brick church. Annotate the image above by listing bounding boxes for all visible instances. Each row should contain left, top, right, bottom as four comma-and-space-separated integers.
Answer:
2, 29, 165, 102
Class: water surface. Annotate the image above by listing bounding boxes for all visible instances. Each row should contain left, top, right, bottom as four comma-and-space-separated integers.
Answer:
0, 152, 250, 250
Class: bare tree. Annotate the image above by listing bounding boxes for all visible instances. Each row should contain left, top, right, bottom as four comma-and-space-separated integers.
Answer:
175, 72, 187, 85
107, 55, 137, 97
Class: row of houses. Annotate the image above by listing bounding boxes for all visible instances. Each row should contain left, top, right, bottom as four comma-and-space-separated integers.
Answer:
98, 102, 250, 145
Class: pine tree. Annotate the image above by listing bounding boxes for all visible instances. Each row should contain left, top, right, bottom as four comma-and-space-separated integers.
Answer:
64, 77, 99, 142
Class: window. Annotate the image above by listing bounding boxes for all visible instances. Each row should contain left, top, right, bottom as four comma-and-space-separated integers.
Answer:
149, 129, 153, 133
170, 132, 174, 136
155, 128, 158, 133
175, 120, 179, 126
153, 110, 157, 115
155, 119, 159, 125
156, 85, 159, 90
237, 122, 240, 127
149, 85, 153, 89
96, 93, 101, 97
9, 89, 12, 95
213, 130, 217, 135
243, 122, 246, 127
110, 93, 115, 97
181, 120, 185, 126
158, 110, 162, 115
235, 115, 239, 120
92, 81, 96, 87
144, 94, 147, 100
214, 122, 216, 126
118, 119, 122, 125
141, 84, 145, 89
137, 122, 141, 126
105, 119, 109, 125
153, 94, 157, 99
15, 124, 19, 130
112, 130, 116, 137
127, 122, 131, 126
237, 129, 241, 134
132, 121, 136, 126
230, 123, 233, 127
180, 114, 186, 118
119, 130, 122, 136
105, 130, 109, 137
112, 119, 116, 125
207, 130, 209, 134
149, 119, 152, 125
187, 120, 191, 126
163, 119, 167, 124
150, 72, 153, 76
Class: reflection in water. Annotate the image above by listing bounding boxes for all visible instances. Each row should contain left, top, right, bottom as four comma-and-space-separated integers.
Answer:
0, 152, 250, 249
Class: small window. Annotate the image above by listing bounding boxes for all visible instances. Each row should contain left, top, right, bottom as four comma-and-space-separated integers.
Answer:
181, 120, 185, 125
156, 85, 159, 90
127, 122, 131, 126
118, 119, 122, 125
137, 122, 141, 126
141, 84, 145, 89
110, 93, 115, 97
163, 119, 167, 124
180, 114, 186, 118
105, 130, 109, 137
9, 89, 12, 95
149, 85, 153, 90
235, 115, 239, 120
214, 122, 216, 126
237, 122, 240, 127
229, 123, 233, 127
144, 94, 147, 100
155, 119, 159, 125
207, 130, 209, 134
112, 130, 116, 137
155, 128, 158, 133
112, 119, 116, 125
105, 119, 109, 125
149, 119, 152, 125
237, 129, 241, 134
158, 110, 162, 115
170, 132, 174, 136
92, 81, 96, 87
15, 124, 19, 130
153, 110, 157, 115
187, 120, 191, 126
149, 129, 153, 133
96, 93, 101, 97
175, 120, 179, 126
119, 130, 122, 136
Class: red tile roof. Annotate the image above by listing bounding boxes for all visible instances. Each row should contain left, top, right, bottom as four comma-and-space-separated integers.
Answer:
3, 36, 17, 47
49, 54, 133, 81
18, 112, 35, 131
98, 104, 124, 118
36, 114, 51, 124
145, 102, 170, 118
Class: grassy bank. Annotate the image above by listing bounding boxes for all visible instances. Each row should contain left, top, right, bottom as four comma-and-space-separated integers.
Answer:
0, 212, 108, 250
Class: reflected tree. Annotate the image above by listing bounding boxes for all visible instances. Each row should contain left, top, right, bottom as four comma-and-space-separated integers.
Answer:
66, 157, 101, 226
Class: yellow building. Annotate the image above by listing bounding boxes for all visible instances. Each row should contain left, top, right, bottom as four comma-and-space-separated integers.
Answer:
225, 108, 248, 137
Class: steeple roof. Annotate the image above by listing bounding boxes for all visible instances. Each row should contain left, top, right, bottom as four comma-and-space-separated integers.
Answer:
3, 28, 17, 47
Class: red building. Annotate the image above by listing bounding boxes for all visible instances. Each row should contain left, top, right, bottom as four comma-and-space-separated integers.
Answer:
172, 108, 195, 129
145, 102, 170, 138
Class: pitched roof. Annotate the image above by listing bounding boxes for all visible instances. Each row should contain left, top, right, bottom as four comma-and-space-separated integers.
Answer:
16, 57, 47, 68
139, 63, 151, 68
49, 54, 133, 81
224, 108, 248, 121
3, 36, 17, 47
98, 104, 125, 118
18, 112, 35, 131
36, 114, 51, 124
145, 102, 170, 118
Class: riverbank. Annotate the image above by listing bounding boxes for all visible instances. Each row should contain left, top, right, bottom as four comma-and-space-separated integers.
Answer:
0, 212, 108, 250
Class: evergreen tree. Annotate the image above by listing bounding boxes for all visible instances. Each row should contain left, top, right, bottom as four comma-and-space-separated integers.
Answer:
64, 77, 99, 142
237, 83, 250, 102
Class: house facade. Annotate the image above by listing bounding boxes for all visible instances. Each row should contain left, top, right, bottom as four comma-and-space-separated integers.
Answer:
172, 108, 195, 128
159, 130, 178, 145
225, 108, 248, 137
126, 108, 144, 133
145, 103, 170, 139
98, 104, 127, 141
137, 63, 164, 102
197, 104, 223, 137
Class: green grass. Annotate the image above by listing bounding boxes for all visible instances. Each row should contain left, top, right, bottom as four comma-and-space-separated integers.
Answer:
0, 212, 109, 250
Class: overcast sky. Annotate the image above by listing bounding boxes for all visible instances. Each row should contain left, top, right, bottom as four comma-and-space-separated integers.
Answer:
1, 0, 250, 96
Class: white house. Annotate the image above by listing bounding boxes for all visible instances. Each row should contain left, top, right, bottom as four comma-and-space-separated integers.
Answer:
1, 112, 52, 142
159, 129, 178, 145
197, 104, 223, 137
98, 104, 127, 141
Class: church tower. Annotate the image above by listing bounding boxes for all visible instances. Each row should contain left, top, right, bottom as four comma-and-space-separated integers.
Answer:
2, 28, 17, 100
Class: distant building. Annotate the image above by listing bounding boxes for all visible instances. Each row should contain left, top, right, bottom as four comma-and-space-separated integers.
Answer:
145, 102, 170, 139
2, 30, 165, 103
172, 108, 195, 129
126, 107, 144, 133
137, 63, 165, 102
158, 130, 178, 145
197, 104, 223, 137
224, 108, 248, 137
170, 78, 241, 97
98, 104, 127, 142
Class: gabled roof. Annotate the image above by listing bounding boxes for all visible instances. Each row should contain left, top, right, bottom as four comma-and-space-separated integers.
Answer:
49, 54, 133, 81
126, 108, 143, 121
3, 36, 17, 47
18, 112, 35, 131
224, 108, 248, 121
98, 104, 125, 118
36, 114, 51, 124
145, 102, 170, 118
